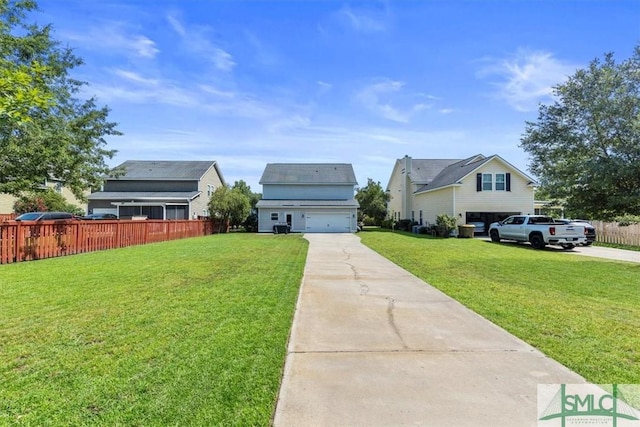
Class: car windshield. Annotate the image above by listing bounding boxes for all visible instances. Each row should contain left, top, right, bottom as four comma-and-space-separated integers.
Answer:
16, 213, 42, 220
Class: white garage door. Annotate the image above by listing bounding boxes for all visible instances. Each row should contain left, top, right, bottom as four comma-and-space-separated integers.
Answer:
305, 212, 351, 233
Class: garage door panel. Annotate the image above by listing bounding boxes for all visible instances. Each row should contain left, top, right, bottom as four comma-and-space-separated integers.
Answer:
306, 212, 351, 232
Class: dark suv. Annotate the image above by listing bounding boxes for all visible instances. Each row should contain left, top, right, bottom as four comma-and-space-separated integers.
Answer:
15, 212, 76, 221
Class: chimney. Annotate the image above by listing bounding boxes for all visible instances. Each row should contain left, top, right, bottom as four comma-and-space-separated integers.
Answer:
403, 155, 412, 176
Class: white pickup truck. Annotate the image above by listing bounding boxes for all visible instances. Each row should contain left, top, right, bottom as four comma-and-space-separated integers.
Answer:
488, 215, 587, 250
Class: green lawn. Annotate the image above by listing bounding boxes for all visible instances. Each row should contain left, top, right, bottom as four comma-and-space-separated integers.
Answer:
3, 230, 638, 425
0, 234, 308, 426
359, 229, 640, 384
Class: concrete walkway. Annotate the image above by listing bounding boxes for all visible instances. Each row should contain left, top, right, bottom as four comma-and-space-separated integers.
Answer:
273, 233, 586, 427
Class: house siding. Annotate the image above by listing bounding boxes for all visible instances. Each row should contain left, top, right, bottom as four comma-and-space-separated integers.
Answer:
195, 166, 224, 218
386, 162, 404, 220
257, 207, 357, 233
455, 163, 534, 220
263, 184, 354, 200
414, 187, 454, 226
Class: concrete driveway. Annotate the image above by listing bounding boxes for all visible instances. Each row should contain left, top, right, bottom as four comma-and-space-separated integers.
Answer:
567, 244, 640, 263
273, 233, 586, 427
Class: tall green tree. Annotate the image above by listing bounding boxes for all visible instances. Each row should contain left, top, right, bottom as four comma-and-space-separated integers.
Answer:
208, 185, 251, 233
520, 46, 640, 220
355, 178, 390, 225
231, 179, 261, 231
0, 0, 120, 199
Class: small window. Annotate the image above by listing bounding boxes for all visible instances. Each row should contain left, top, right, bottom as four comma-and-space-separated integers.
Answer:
270, 212, 279, 221
482, 174, 493, 191
495, 174, 505, 191
419, 210, 423, 225
207, 184, 215, 196
55, 182, 63, 193
411, 210, 415, 222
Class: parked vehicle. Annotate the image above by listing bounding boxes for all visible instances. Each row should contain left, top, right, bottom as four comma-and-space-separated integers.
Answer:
80, 213, 118, 220
555, 219, 596, 246
15, 212, 76, 221
489, 215, 587, 250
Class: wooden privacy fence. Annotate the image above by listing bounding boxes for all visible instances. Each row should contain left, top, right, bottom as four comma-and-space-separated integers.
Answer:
592, 221, 640, 247
0, 219, 216, 264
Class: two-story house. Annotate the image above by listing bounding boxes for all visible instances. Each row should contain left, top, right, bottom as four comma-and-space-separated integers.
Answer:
87, 160, 225, 220
256, 163, 359, 233
387, 154, 537, 233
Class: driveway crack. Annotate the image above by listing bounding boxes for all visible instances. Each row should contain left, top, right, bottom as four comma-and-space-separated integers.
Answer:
386, 297, 409, 350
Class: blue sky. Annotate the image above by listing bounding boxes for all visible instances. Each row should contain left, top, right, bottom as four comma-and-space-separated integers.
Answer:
34, 0, 638, 192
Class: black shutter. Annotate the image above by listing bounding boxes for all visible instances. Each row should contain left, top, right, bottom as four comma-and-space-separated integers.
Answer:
476, 173, 482, 192
506, 173, 511, 191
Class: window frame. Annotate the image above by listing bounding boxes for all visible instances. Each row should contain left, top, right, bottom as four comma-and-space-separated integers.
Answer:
495, 173, 506, 191
270, 212, 279, 221
482, 173, 493, 191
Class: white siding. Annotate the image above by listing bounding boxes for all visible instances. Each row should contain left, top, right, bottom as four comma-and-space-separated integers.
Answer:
455, 163, 534, 218
386, 163, 403, 220
414, 187, 455, 226
386, 161, 417, 220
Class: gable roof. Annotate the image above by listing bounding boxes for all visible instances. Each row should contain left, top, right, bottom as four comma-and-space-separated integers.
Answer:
259, 163, 358, 185
110, 160, 223, 182
415, 154, 536, 193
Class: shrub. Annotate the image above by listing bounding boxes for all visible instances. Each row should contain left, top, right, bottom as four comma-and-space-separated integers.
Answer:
380, 218, 394, 229
13, 189, 84, 215
394, 219, 413, 231
435, 213, 458, 237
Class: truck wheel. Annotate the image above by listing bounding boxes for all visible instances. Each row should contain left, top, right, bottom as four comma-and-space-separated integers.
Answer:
490, 229, 500, 242
561, 244, 575, 250
530, 234, 546, 250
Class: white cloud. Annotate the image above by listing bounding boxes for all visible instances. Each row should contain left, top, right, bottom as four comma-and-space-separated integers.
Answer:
62, 22, 159, 59
166, 12, 236, 72
478, 49, 580, 112
355, 79, 432, 123
112, 69, 159, 86
336, 4, 388, 33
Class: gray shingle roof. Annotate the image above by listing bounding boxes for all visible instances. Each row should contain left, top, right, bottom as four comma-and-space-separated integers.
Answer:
87, 191, 201, 201
259, 163, 358, 185
415, 155, 491, 192
409, 159, 463, 183
111, 160, 218, 181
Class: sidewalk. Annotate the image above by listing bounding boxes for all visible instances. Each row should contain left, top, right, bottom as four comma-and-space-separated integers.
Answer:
273, 233, 586, 427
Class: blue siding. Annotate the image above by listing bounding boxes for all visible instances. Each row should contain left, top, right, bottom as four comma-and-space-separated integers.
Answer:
263, 184, 354, 200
